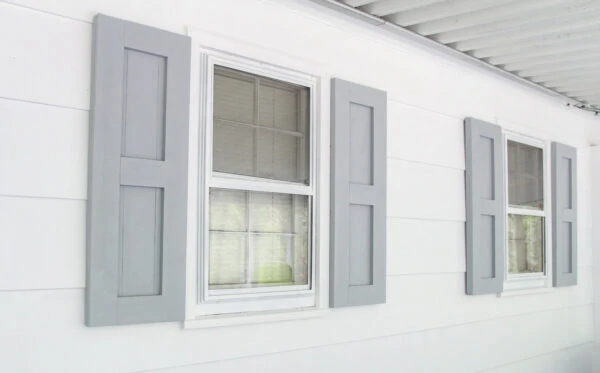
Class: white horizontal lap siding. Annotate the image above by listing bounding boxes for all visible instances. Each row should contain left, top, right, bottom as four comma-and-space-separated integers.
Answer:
141, 343, 596, 373
0, 278, 593, 372
489, 343, 593, 373
387, 218, 466, 275
387, 102, 465, 170
593, 148, 600, 372
0, 0, 597, 372
387, 159, 465, 221
156, 310, 594, 373
0, 99, 88, 200
0, 197, 86, 291
0, 3, 91, 110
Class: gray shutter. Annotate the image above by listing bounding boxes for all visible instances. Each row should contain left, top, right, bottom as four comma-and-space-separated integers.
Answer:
86, 14, 191, 326
330, 78, 386, 307
552, 142, 577, 287
464, 118, 505, 295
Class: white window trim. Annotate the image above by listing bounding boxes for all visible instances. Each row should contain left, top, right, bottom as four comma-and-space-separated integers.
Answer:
185, 28, 329, 320
502, 131, 553, 292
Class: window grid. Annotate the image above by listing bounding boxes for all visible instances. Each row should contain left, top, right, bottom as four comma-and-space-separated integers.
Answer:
202, 60, 316, 304
207, 192, 307, 295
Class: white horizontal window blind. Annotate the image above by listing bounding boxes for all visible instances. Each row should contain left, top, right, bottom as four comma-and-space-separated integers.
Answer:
212, 66, 310, 184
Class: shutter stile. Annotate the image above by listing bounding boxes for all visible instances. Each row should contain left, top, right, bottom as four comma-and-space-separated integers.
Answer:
552, 142, 578, 287
464, 118, 505, 295
86, 14, 191, 326
330, 78, 387, 307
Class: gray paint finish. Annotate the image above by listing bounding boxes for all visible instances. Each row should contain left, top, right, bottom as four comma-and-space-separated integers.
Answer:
349, 205, 373, 286
464, 118, 505, 295
118, 186, 164, 297
552, 142, 578, 287
122, 49, 167, 161
330, 78, 386, 307
86, 14, 191, 326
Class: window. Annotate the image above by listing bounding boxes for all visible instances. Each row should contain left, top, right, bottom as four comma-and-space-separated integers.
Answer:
504, 134, 549, 290
198, 60, 317, 315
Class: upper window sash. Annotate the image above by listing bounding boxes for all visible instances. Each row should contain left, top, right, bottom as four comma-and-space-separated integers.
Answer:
202, 52, 318, 193
503, 132, 547, 216
211, 65, 311, 185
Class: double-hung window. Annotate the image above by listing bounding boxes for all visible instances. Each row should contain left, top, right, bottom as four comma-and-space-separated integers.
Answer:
199, 59, 317, 315
504, 134, 549, 290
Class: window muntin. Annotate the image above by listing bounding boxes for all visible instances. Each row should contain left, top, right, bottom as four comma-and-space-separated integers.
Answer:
212, 66, 310, 184
507, 215, 544, 274
204, 64, 314, 302
208, 188, 310, 291
505, 137, 547, 278
507, 140, 544, 210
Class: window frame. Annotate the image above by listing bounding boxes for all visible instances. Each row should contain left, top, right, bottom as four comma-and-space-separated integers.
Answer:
502, 131, 552, 291
191, 47, 320, 316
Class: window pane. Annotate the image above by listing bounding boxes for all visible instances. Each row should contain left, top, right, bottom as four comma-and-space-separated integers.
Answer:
209, 188, 246, 232
209, 233, 247, 286
213, 121, 254, 177
212, 66, 310, 184
213, 71, 254, 124
257, 131, 300, 182
208, 188, 309, 291
507, 140, 544, 210
250, 192, 293, 233
508, 214, 544, 274
259, 84, 299, 131
252, 235, 293, 284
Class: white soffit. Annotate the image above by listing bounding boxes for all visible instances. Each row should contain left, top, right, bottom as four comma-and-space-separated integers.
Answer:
330, 0, 600, 110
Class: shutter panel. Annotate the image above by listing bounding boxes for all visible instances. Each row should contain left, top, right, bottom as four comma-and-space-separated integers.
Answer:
464, 118, 505, 295
552, 142, 578, 287
86, 14, 191, 326
330, 78, 386, 307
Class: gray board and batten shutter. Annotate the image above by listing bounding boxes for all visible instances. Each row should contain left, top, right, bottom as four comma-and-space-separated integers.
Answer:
86, 14, 191, 326
552, 142, 578, 287
330, 78, 387, 307
464, 118, 505, 295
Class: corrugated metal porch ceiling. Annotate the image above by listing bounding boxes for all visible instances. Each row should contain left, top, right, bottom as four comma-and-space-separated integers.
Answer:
335, 0, 600, 111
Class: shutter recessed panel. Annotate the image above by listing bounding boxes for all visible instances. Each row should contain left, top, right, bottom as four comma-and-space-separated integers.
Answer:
86, 14, 191, 326
552, 142, 578, 287
464, 118, 505, 295
330, 78, 386, 307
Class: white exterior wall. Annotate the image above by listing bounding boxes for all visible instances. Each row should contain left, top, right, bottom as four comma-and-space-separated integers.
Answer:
0, 0, 598, 372
591, 147, 600, 373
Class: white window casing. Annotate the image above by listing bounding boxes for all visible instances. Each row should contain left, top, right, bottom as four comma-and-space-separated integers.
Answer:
185, 30, 327, 319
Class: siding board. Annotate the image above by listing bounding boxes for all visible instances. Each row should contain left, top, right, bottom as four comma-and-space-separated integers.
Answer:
387, 159, 465, 221
387, 102, 465, 170
0, 288, 590, 372
387, 218, 465, 275
0, 3, 91, 109
0, 99, 88, 200
0, 197, 86, 290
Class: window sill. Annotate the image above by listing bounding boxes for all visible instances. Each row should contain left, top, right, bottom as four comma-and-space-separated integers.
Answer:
497, 286, 554, 298
182, 308, 330, 329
